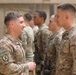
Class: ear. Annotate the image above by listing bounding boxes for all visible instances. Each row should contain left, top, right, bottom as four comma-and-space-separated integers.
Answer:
9, 21, 14, 27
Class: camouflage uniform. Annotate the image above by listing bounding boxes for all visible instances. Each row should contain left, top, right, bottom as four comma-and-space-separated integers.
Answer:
33, 26, 39, 38
0, 34, 29, 75
56, 26, 76, 75
35, 23, 52, 75
21, 25, 34, 62
46, 28, 64, 75
32, 26, 39, 53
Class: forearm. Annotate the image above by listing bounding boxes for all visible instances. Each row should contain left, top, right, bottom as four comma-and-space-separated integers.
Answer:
0, 62, 29, 75
26, 47, 34, 62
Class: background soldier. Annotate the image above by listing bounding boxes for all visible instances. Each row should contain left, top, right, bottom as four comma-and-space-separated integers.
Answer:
0, 12, 36, 75
20, 13, 34, 61
45, 15, 64, 75
56, 3, 76, 75
33, 10, 52, 75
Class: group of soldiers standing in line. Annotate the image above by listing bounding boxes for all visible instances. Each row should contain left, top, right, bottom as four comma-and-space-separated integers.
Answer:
0, 3, 76, 75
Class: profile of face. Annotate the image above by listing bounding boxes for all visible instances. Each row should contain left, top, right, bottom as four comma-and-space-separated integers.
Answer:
12, 16, 25, 35
33, 12, 42, 26
56, 9, 66, 27
48, 15, 56, 31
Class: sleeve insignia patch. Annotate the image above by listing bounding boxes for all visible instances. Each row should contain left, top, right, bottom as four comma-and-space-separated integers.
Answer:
2, 54, 9, 62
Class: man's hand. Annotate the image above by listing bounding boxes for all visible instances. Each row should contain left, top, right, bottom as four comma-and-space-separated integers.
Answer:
27, 62, 36, 71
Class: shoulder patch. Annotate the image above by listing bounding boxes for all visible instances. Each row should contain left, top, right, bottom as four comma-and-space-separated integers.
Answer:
2, 54, 9, 62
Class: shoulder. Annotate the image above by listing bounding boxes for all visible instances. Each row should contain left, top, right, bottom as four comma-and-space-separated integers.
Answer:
0, 36, 14, 53
0, 39, 9, 56
41, 28, 52, 36
69, 27, 76, 39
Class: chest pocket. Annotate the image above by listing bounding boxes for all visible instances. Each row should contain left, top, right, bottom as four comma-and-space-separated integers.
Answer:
12, 44, 25, 63
61, 39, 70, 53
60, 38, 73, 69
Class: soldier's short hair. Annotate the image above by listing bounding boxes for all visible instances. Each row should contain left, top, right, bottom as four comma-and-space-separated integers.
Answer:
57, 3, 76, 16
35, 10, 47, 22
23, 13, 33, 21
4, 12, 22, 26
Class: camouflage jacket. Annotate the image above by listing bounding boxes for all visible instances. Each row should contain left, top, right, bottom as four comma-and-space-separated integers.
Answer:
46, 28, 64, 75
0, 34, 29, 75
56, 26, 76, 75
33, 26, 39, 38
35, 23, 52, 62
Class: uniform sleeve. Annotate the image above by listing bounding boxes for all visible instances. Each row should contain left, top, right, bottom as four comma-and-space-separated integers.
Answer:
41, 29, 52, 60
21, 31, 27, 49
21, 30, 34, 62
70, 36, 76, 75
26, 32, 34, 62
0, 46, 29, 75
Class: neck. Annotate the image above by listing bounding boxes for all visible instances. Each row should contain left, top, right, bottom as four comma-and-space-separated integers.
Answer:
38, 22, 44, 28
52, 27, 61, 34
7, 31, 18, 40
64, 22, 75, 30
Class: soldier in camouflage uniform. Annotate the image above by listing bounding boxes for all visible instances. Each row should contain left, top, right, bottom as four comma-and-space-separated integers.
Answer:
56, 3, 76, 75
20, 13, 34, 62
33, 10, 52, 75
46, 15, 64, 75
0, 12, 36, 75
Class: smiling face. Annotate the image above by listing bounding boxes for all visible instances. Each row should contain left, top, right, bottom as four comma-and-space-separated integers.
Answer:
13, 16, 25, 36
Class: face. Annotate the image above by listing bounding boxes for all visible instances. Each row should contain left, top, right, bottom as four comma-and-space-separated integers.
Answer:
48, 16, 56, 31
33, 12, 42, 26
13, 16, 25, 36
56, 9, 66, 27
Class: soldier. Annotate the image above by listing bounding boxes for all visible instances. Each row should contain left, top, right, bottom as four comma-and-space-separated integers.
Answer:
56, 3, 76, 75
0, 12, 36, 75
20, 13, 34, 61
33, 10, 52, 75
45, 15, 64, 75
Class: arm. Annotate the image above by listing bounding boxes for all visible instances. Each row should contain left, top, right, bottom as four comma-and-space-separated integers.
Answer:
41, 29, 52, 60
0, 46, 29, 75
21, 30, 34, 62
